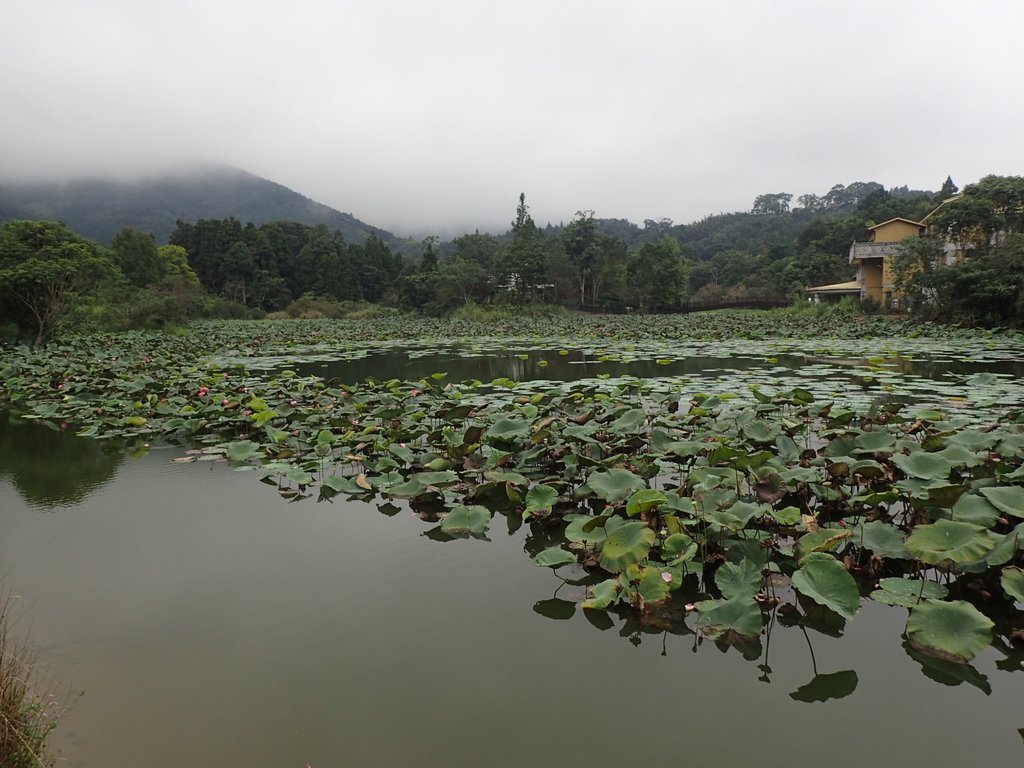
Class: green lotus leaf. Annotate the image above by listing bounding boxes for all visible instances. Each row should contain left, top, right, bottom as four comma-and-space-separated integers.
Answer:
796, 527, 853, 562
581, 578, 620, 610
791, 552, 860, 620
484, 470, 529, 486
979, 486, 1024, 518
871, 577, 947, 607
587, 468, 646, 504
619, 564, 672, 604
715, 559, 763, 600
483, 418, 531, 444
564, 514, 607, 547
598, 520, 655, 572
533, 546, 577, 568
705, 499, 764, 532
1002, 567, 1024, 604
625, 489, 666, 517
439, 504, 491, 535
905, 519, 995, 565
892, 451, 954, 481
696, 597, 763, 638
855, 521, 909, 559
224, 440, 262, 462
906, 600, 994, 663
768, 505, 801, 525
413, 470, 459, 487
950, 493, 1001, 527
663, 533, 697, 563
609, 408, 646, 432
524, 484, 559, 517
853, 430, 896, 454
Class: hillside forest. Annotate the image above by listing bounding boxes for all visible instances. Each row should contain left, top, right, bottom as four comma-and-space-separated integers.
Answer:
2, 174, 1023, 343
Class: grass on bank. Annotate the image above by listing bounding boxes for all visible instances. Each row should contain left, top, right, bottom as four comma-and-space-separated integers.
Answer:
0, 594, 64, 768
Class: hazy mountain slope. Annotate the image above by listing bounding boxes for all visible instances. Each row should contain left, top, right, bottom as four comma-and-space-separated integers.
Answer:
0, 165, 406, 248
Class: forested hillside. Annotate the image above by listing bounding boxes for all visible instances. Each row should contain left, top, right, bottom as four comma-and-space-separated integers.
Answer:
7, 171, 1022, 344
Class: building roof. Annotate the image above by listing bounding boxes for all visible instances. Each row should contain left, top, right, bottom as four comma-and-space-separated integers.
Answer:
867, 217, 925, 230
805, 280, 861, 294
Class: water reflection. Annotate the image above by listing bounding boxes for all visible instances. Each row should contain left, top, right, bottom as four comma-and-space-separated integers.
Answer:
0, 415, 122, 509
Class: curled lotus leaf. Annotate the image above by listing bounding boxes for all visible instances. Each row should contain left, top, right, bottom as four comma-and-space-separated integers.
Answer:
1002, 567, 1024, 604
581, 578, 620, 610
663, 533, 697, 563
791, 552, 860, 620
625, 489, 666, 517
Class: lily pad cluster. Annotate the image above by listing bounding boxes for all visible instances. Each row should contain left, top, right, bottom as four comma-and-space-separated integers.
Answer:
1, 317, 1023, 669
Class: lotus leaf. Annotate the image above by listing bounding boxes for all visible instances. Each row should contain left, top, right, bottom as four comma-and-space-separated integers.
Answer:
905, 520, 995, 566
855, 521, 909, 559
625, 489, 666, 517
715, 559, 763, 600
796, 528, 853, 562
524, 484, 559, 517
696, 597, 763, 638
439, 505, 491, 535
662, 533, 697, 563
791, 552, 860, 620
533, 546, 577, 568
586, 468, 646, 504
598, 521, 655, 572
979, 485, 1024, 518
581, 578, 620, 610
1002, 567, 1024, 604
906, 600, 994, 663
892, 451, 954, 481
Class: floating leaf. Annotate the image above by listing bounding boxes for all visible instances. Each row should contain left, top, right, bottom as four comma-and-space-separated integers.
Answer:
439, 505, 491, 535
696, 597, 763, 638
906, 600, 994, 663
855, 521, 908, 559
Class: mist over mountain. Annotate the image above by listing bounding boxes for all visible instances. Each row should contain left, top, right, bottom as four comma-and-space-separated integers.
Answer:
0, 165, 411, 249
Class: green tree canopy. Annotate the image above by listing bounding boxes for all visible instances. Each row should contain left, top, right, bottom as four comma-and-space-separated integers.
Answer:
0, 220, 117, 343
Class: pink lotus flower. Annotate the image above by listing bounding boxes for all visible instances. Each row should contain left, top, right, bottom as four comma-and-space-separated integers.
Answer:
290, 400, 298, 406
661, 572, 672, 583
221, 399, 229, 406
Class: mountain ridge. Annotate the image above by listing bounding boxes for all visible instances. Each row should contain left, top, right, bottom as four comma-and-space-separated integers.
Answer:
0, 165, 412, 250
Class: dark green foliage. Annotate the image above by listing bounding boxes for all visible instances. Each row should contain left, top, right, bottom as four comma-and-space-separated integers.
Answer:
0, 220, 118, 343
627, 236, 689, 312
111, 227, 165, 287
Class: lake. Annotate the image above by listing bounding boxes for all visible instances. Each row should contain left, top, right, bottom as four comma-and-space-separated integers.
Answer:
2, 335, 1024, 766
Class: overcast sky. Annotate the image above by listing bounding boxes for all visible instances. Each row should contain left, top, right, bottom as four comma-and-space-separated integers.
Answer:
3, 1, 1022, 237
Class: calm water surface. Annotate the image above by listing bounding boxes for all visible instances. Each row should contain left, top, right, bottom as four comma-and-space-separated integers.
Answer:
1, 418, 1023, 767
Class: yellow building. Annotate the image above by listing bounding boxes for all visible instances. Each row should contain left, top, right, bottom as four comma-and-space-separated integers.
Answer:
806, 217, 926, 307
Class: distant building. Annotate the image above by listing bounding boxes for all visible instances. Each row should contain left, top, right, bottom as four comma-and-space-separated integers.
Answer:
806, 209, 958, 308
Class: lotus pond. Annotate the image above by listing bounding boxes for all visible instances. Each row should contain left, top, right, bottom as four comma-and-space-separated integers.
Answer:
1, 314, 1023, 766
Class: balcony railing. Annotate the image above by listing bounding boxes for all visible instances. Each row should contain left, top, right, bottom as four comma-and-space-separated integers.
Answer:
849, 241, 901, 262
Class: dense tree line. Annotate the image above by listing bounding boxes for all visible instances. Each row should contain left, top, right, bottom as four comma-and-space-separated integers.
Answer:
4, 175, 1022, 342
